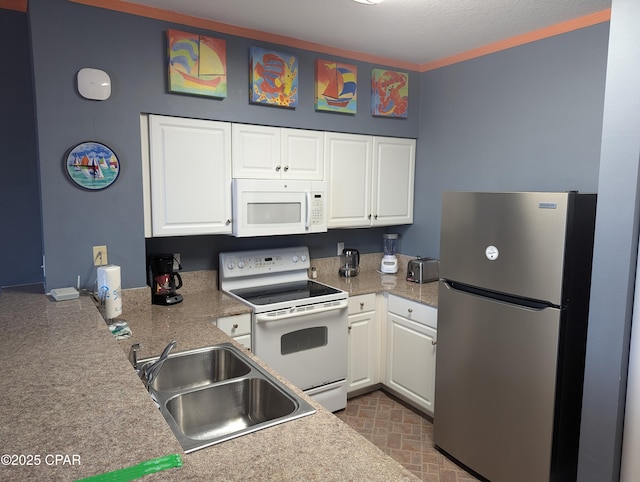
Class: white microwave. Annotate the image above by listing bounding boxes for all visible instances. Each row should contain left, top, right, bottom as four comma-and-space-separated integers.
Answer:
232, 179, 328, 237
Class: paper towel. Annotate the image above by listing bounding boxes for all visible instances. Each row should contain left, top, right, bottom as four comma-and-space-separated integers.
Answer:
97, 264, 122, 320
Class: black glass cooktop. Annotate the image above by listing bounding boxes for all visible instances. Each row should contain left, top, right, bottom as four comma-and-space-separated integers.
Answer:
231, 280, 340, 306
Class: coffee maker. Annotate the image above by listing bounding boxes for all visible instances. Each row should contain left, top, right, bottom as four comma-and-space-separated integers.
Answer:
339, 248, 360, 277
148, 254, 183, 305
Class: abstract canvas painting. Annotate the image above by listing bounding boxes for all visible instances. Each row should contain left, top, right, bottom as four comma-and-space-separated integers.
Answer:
315, 59, 357, 114
167, 29, 227, 98
371, 69, 409, 118
250, 46, 298, 108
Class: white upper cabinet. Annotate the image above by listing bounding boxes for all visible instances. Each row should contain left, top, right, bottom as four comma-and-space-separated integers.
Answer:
281, 128, 324, 180
325, 132, 415, 228
324, 132, 373, 228
148, 115, 232, 237
372, 137, 415, 226
232, 124, 324, 180
232, 124, 281, 179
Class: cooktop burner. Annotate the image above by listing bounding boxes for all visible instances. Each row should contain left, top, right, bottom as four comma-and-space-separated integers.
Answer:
230, 280, 341, 306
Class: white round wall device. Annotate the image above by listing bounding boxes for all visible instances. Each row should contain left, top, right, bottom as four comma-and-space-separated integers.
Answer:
485, 245, 499, 261
77, 68, 111, 100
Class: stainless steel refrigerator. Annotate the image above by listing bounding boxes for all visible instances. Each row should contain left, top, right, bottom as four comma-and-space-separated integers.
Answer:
434, 191, 597, 482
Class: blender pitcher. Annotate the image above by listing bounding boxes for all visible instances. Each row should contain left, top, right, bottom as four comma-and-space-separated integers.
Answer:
381, 233, 399, 273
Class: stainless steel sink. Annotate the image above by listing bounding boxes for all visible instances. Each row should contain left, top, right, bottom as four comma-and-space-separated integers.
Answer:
135, 343, 315, 453
137, 345, 252, 392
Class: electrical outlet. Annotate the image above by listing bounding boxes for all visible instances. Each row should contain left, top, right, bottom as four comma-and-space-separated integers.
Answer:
93, 245, 108, 266
173, 253, 181, 270
337, 242, 344, 256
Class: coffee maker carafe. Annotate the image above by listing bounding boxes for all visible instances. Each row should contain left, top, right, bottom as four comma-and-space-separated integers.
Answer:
339, 248, 360, 277
148, 254, 183, 305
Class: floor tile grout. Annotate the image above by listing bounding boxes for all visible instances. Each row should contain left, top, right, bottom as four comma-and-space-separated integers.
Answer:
335, 390, 478, 481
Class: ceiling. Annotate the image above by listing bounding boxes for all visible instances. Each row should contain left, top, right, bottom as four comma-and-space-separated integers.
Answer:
122, 0, 611, 68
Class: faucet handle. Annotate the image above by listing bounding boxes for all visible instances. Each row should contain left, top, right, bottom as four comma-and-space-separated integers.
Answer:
129, 342, 143, 369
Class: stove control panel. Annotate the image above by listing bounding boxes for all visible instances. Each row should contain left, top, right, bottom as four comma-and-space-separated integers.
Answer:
220, 246, 310, 279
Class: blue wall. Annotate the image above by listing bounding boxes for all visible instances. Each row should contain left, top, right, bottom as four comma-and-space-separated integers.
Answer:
405, 23, 609, 258
27, 0, 420, 290
0, 9, 42, 288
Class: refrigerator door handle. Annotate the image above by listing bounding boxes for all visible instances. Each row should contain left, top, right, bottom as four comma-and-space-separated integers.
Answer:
444, 280, 559, 310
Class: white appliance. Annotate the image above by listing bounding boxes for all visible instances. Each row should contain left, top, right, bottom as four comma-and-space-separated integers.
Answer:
231, 179, 327, 237
380, 233, 399, 273
219, 246, 348, 412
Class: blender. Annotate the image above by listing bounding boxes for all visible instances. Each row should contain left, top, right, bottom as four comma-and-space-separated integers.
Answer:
381, 233, 399, 273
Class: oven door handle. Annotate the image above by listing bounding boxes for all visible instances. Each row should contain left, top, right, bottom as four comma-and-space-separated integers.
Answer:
255, 299, 348, 323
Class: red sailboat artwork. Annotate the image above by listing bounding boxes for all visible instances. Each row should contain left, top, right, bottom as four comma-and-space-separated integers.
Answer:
315, 59, 357, 114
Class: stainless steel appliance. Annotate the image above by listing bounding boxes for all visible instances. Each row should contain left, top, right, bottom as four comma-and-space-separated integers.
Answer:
434, 191, 597, 482
147, 254, 183, 305
338, 248, 360, 277
406, 257, 439, 283
231, 179, 327, 237
219, 246, 348, 412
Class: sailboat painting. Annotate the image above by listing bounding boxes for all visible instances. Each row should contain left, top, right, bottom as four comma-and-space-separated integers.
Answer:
315, 59, 357, 114
167, 29, 227, 98
371, 68, 409, 118
65, 142, 120, 191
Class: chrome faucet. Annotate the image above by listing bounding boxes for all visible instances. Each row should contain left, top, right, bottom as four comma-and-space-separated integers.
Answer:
143, 340, 177, 390
129, 342, 142, 370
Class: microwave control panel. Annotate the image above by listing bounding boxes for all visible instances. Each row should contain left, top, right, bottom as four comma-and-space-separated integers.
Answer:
311, 192, 325, 226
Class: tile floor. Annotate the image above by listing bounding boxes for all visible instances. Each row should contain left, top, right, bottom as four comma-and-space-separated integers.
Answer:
335, 390, 478, 481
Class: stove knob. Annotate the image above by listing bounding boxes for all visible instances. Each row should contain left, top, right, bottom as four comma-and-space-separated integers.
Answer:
238, 260, 245, 269
301, 254, 308, 262
227, 261, 235, 270
292, 255, 299, 263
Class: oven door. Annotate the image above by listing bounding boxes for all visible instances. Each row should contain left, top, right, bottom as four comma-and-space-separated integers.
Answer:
253, 302, 348, 392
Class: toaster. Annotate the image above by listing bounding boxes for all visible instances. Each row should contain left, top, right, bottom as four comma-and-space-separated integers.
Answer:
406, 257, 439, 283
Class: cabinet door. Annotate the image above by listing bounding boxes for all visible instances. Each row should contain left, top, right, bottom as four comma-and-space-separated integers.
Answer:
386, 312, 436, 414
324, 132, 372, 228
372, 137, 415, 226
232, 124, 281, 179
149, 115, 232, 236
281, 128, 324, 180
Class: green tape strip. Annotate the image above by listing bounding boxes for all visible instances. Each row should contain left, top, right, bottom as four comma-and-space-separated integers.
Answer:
77, 453, 183, 482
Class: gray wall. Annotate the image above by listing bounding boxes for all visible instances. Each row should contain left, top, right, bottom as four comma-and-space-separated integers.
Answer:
27, 0, 420, 290
0, 9, 42, 288
405, 23, 609, 258
578, 0, 640, 479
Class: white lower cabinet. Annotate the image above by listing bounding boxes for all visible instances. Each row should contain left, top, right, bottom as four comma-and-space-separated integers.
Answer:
347, 293, 380, 394
385, 294, 437, 415
214, 313, 252, 351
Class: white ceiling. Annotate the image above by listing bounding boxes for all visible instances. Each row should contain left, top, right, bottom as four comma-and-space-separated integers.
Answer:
123, 0, 610, 67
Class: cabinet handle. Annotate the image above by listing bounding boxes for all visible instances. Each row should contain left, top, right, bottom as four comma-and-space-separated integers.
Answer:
226, 219, 232, 225
284, 165, 289, 172
368, 214, 372, 219
408, 308, 413, 314
432, 340, 437, 346
348, 325, 352, 332
374, 214, 378, 219
360, 302, 365, 309
275, 165, 281, 171
232, 324, 238, 329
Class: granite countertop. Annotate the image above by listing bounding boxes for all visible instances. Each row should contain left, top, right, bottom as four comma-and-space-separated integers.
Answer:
0, 266, 422, 480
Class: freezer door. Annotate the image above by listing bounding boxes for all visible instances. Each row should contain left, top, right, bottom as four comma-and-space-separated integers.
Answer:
434, 281, 561, 482
440, 191, 570, 305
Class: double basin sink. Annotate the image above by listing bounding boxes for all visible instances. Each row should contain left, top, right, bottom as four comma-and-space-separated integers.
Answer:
135, 343, 315, 453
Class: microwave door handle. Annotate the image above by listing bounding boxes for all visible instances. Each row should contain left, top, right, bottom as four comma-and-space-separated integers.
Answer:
305, 192, 311, 230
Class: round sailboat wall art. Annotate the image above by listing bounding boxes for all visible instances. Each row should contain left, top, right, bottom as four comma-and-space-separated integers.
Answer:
65, 141, 120, 191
